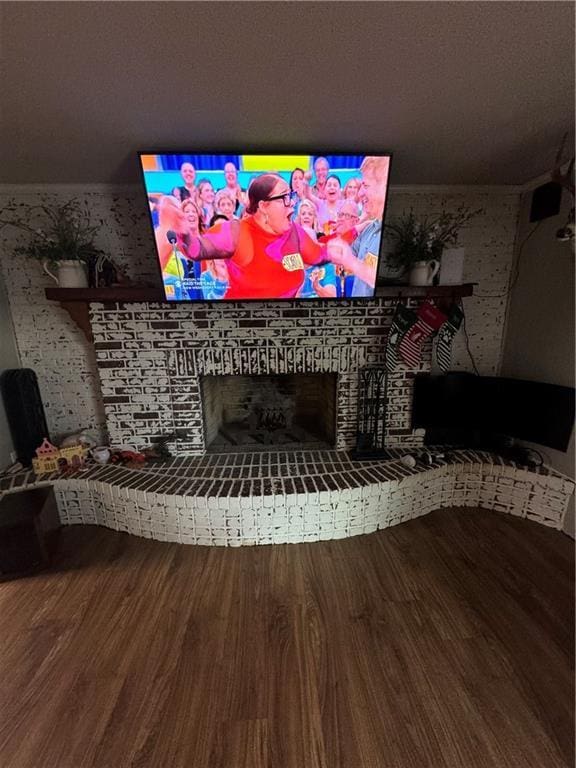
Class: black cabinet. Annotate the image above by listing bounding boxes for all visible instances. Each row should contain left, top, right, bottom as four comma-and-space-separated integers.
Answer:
0, 487, 60, 580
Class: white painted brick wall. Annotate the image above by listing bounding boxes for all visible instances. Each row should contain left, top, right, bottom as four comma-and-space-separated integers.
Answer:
0, 186, 520, 445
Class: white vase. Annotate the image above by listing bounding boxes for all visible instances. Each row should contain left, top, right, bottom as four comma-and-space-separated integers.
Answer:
91, 446, 111, 464
439, 247, 465, 285
408, 260, 440, 286
43, 259, 88, 288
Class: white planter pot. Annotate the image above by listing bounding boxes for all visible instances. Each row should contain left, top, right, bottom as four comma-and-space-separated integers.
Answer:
43, 260, 88, 288
408, 260, 440, 286
378, 253, 406, 284
439, 247, 465, 285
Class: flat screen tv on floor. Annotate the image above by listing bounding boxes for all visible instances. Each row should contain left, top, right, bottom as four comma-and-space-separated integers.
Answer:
412, 372, 575, 452
138, 152, 392, 302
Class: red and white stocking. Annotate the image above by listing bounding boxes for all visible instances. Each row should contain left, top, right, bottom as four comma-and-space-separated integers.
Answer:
399, 300, 447, 368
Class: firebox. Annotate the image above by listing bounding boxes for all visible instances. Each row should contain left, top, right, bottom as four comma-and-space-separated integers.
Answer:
200, 373, 337, 451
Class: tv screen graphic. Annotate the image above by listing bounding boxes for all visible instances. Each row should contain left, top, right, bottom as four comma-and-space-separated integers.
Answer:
138, 152, 391, 302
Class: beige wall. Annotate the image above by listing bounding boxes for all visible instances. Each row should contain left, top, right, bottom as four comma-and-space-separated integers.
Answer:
501, 189, 575, 536
0, 268, 21, 467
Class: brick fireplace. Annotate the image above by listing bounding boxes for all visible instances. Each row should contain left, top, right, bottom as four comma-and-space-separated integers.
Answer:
91, 299, 431, 456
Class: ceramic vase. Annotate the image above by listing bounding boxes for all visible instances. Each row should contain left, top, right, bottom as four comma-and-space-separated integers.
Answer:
43, 260, 88, 288
408, 260, 440, 286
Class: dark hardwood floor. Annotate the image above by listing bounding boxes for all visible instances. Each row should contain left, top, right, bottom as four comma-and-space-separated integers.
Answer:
0, 508, 573, 768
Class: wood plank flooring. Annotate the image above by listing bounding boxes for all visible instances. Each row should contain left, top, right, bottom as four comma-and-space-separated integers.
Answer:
0, 508, 573, 768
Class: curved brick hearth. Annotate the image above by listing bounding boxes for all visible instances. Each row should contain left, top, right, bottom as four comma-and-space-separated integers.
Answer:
1, 450, 572, 546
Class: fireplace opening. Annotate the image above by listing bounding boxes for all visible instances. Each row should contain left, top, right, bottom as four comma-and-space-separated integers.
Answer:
200, 373, 337, 452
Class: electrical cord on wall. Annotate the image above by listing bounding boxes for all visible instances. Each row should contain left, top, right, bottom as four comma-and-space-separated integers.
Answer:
457, 220, 542, 376
460, 300, 480, 375
475, 220, 542, 299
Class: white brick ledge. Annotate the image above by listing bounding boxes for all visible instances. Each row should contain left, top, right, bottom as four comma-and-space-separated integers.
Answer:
1, 452, 572, 546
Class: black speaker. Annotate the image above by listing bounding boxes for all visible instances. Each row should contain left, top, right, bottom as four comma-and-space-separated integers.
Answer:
0, 369, 50, 466
529, 182, 562, 222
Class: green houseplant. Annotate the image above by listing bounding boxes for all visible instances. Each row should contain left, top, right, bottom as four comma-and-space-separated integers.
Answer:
383, 205, 483, 286
0, 199, 103, 287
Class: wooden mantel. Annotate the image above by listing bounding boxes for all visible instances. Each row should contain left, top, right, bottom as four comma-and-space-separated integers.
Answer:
45, 286, 164, 342
45, 286, 166, 303
45, 283, 475, 342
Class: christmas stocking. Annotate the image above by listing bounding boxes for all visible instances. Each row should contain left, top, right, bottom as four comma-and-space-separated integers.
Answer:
385, 303, 417, 372
435, 303, 464, 372
399, 300, 447, 368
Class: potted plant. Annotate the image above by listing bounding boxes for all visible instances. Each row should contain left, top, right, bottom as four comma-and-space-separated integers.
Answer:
0, 199, 103, 288
383, 205, 483, 286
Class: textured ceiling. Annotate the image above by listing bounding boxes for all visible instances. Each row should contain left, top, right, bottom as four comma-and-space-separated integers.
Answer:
0, 1, 574, 185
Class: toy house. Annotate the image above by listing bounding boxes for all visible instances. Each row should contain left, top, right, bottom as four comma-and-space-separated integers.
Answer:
32, 438, 87, 474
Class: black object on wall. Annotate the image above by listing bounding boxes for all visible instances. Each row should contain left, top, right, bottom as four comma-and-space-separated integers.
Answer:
529, 181, 562, 222
0, 369, 50, 466
412, 372, 575, 452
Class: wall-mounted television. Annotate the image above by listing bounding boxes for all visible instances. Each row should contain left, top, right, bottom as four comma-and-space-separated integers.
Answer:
412, 373, 575, 452
138, 152, 391, 302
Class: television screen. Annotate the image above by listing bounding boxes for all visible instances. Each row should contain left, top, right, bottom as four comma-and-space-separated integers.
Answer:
412, 373, 575, 452
138, 152, 391, 302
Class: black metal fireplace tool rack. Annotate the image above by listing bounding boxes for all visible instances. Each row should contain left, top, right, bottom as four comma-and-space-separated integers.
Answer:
351, 366, 396, 460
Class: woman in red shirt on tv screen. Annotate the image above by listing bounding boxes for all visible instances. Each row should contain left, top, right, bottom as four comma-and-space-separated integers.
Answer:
184, 173, 363, 300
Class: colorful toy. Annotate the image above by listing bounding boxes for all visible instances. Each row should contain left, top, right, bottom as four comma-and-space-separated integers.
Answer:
32, 437, 88, 474
109, 449, 146, 466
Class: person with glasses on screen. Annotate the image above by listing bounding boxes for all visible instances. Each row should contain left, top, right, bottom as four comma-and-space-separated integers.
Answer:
182, 173, 351, 299
317, 199, 361, 242
338, 199, 361, 228
303, 200, 361, 298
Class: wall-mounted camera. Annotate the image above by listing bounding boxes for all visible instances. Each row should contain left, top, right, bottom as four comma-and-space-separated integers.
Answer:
556, 207, 575, 242
556, 220, 575, 242
548, 136, 574, 243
